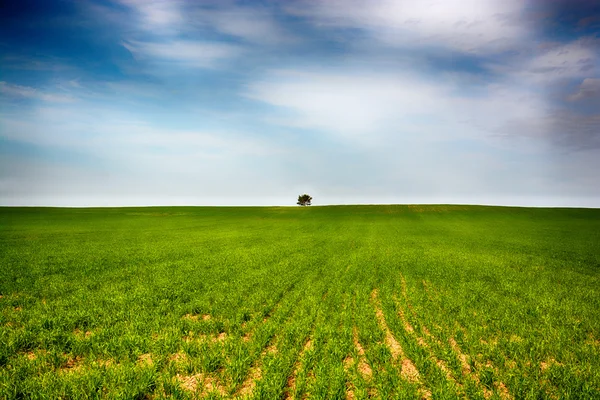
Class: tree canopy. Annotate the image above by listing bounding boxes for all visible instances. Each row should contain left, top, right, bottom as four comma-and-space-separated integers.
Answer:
297, 194, 312, 206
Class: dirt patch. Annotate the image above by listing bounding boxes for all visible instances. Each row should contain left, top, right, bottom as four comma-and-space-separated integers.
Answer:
371, 290, 405, 361
202, 314, 212, 321
394, 306, 461, 392
237, 364, 262, 397
169, 352, 187, 363
496, 381, 512, 400
540, 359, 562, 372
178, 374, 199, 392
344, 356, 355, 369
266, 341, 278, 354
400, 275, 408, 300
236, 337, 281, 397
586, 333, 600, 347
182, 314, 199, 321
214, 332, 227, 343
449, 338, 472, 375
204, 375, 227, 396
345, 379, 357, 400
183, 331, 209, 343
353, 327, 372, 378
397, 307, 414, 333
449, 338, 500, 399
74, 329, 93, 339
401, 358, 420, 383
61, 356, 83, 373
137, 353, 153, 366
26, 352, 36, 360
422, 325, 432, 337
285, 374, 297, 399
97, 358, 114, 367
285, 336, 313, 400
177, 373, 227, 396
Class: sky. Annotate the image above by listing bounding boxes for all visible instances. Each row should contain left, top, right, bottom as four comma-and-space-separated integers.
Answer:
1, 0, 599, 207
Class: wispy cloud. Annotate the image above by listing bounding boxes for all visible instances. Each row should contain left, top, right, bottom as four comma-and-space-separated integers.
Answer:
116, 0, 184, 33
522, 37, 598, 83
193, 6, 295, 45
287, 0, 530, 53
245, 68, 547, 149
122, 39, 242, 68
0, 81, 75, 103
568, 78, 600, 102
114, 0, 293, 45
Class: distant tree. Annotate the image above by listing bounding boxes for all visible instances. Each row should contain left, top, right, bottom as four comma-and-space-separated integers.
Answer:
297, 194, 312, 206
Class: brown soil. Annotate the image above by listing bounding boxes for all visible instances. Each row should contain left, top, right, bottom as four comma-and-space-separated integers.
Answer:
285, 336, 313, 400
137, 353, 153, 366
540, 359, 562, 372
401, 358, 420, 383
237, 364, 262, 397
61, 356, 83, 373
397, 307, 414, 333
169, 352, 187, 363
371, 290, 405, 361
449, 338, 472, 375
177, 373, 227, 396
214, 332, 227, 343
352, 328, 373, 378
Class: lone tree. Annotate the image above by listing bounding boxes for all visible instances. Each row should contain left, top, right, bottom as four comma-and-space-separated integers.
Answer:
297, 194, 312, 206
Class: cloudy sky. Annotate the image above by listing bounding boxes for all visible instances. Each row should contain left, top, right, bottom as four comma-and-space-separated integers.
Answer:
1, 0, 599, 207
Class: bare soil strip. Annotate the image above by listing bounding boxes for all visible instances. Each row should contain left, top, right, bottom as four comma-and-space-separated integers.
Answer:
234, 337, 279, 398
371, 289, 433, 399
393, 298, 464, 395
343, 353, 356, 400
352, 326, 380, 399
396, 276, 509, 400
352, 326, 373, 379
475, 358, 513, 400
448, 337, 494, 399
371, 289, 421, 383
59, 355, 83, 373
177, 372, 227, 397
285, 335, 313, 400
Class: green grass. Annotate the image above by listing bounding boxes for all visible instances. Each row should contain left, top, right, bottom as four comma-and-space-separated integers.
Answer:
1, 205, 599, 399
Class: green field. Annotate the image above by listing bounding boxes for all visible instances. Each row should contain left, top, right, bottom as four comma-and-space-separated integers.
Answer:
1, 205, 599, 399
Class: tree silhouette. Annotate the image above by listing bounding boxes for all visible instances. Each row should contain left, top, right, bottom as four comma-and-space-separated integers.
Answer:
297, 194, 312, 206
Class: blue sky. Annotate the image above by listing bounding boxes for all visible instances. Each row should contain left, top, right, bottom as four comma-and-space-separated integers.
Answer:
1, 0, 599, 207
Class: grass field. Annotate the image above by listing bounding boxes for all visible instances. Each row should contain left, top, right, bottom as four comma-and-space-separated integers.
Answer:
1, 205, 599, 399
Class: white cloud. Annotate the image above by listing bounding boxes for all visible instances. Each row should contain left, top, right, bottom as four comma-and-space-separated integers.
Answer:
0, 81, 74, 103
287, 0, 529, 53
245, 70, 448, 138
122, 40, 241, 68
523, 39, 598, 83
244, 68, 547, 148
114, 0, 293, 46
568, 78, 600, 101
193, 7, 294, 45
117, 0, 183, 32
